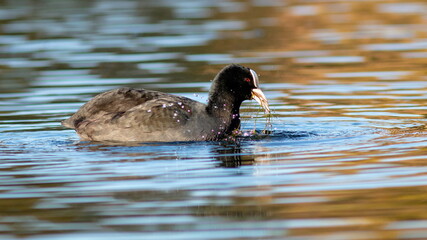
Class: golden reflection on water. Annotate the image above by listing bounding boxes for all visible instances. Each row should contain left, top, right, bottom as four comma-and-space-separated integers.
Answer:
250, 0, 427, 129
230, 0, 427, 237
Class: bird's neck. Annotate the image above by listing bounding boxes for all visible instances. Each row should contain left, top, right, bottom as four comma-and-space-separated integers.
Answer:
207, 90, 242, 133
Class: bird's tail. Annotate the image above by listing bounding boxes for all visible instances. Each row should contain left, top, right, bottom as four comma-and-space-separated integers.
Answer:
61, 118, 74, 129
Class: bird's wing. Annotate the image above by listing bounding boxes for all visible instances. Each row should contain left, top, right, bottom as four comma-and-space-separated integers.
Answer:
108, 97, 195, 132
73, 97, 198, 141
62, 87, 186, 129
62, 87, 206, 141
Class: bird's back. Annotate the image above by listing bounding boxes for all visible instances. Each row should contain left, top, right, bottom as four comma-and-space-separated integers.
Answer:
62, 87, 212, 142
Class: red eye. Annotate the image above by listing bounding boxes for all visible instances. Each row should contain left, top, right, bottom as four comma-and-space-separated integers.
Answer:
244, 78, 251, 83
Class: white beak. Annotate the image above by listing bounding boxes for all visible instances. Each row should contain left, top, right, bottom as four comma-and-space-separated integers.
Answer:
251, 88, 270, 114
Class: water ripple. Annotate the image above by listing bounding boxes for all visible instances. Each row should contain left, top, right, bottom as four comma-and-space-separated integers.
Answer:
1, 0, 427, 239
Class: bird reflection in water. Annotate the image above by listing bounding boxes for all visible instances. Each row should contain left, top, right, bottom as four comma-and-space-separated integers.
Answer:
213, 143, 255, 168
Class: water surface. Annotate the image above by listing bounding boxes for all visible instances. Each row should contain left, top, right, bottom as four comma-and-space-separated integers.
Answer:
1, 0, 427, 239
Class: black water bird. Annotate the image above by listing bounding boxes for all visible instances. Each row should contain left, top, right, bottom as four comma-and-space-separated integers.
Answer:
62, 64, 270, 142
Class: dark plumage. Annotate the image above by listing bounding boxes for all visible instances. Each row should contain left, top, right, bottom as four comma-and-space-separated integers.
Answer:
62, 64, 270, 142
